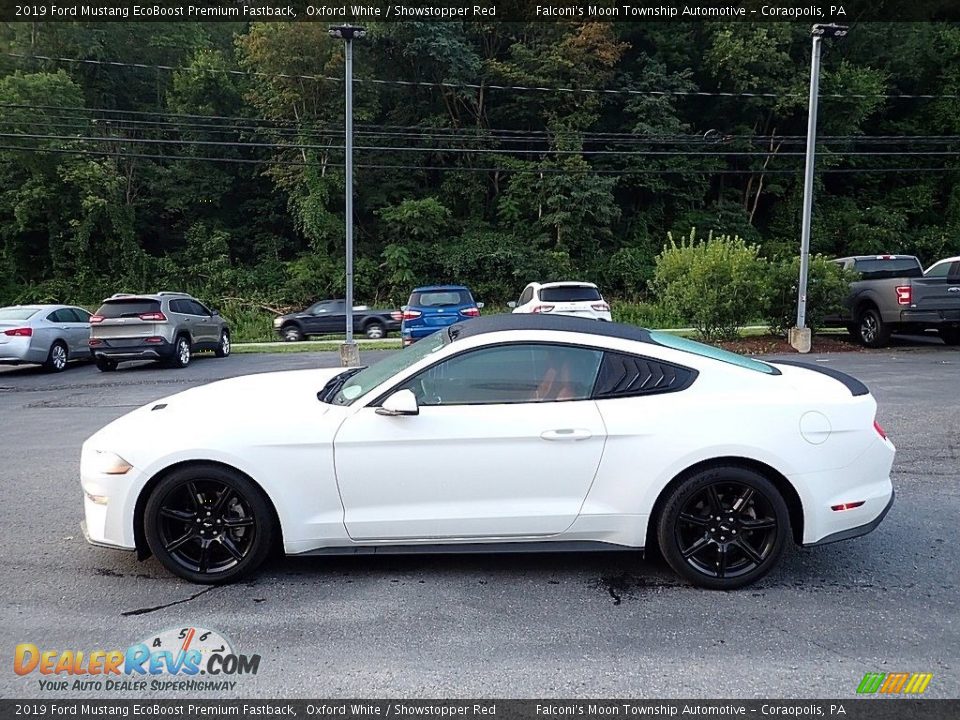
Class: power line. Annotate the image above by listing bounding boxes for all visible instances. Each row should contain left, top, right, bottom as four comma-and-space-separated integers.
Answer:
7, 52, 960, 101
1, 143, 957, 176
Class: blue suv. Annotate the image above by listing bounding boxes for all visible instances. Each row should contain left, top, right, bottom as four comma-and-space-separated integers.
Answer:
400, 285, 482, 346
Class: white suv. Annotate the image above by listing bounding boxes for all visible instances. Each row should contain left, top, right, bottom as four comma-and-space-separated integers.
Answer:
509, 282, 612, 321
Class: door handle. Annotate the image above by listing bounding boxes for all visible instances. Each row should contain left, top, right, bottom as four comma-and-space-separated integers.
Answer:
948, 287, 960, 293
541, 428, 592, 441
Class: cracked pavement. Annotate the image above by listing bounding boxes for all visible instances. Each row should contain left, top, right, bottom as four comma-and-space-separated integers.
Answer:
0, 345, 957, 698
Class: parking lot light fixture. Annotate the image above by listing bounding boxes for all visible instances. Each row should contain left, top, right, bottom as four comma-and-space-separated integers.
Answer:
791, 23, 849, 354
328, 25, 366, 367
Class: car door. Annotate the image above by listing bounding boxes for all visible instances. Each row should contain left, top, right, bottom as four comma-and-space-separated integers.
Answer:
64, 307, 92, 358
914, 261, 960, 317
333, 342, 607, 541
318, 300, 347, 333
303, 301, 334, 335
188, 300, 218, 345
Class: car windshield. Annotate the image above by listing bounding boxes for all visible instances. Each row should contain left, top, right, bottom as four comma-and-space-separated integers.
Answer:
853, 258, 922, 279
649, 331, 779, 375
95, 299, 161, 318
0, 307, 40, 321
540, 286, 602, 302
330, 331, 449, 405
409, 290, 471, 307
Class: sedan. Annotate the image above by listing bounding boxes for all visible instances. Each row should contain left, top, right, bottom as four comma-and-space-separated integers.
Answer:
81, 315, 895, 589
0, 304, 93, 372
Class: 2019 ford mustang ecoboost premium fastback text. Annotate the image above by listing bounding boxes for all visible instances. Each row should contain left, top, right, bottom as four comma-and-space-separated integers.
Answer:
80, 315, 895, 589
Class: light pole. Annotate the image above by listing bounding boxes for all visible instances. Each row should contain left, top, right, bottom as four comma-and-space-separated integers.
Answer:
790, 23, 848, 353
329, 24, 366, 367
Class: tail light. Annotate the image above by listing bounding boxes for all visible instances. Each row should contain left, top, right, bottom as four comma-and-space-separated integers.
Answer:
895, 286, 912, 306
89, 339, 103, 346
531, 305, 555, 314
2, 327, 32, 337
459, 307, 480, 318
592, 302, 610, 312
390, 311, 403, 322
401, 309, 421, 321
89, 315, 104, 324
145, 336, 165, 344
831, 501, 866, 512
139, 311, 167, 321
873, 420, 888, 440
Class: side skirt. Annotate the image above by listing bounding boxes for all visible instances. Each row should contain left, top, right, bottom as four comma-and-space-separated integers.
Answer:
290, 540, 642, 557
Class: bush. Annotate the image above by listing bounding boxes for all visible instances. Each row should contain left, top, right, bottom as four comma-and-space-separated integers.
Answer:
611, 300, 684, 329
650, 229, 766, 341
761, 255, 852, 336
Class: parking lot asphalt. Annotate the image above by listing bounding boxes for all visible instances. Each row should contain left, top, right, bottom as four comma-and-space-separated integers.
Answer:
0, 345, 957, 699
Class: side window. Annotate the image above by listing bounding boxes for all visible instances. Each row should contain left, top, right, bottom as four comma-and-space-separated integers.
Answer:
925, 262, 952, 279
399, 343, 603, 406
68, 308, 92, 322
188, 300, 211, 316
47, 309, 68, 323
519, 287, 533, 305
169, 300, 185, 314
593, 352, 698, 399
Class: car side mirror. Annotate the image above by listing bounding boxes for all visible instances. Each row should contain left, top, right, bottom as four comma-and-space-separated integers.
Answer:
376, 389, 419, 416
477, 302, 485, 309
212, 309, 220, 316
506, 301, 517, 309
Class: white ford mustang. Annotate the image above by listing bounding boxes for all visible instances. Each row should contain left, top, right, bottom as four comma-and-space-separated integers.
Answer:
81, 315, 895, 589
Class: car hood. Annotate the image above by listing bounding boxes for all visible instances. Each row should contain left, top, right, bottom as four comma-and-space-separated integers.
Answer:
84, 367, 349, 460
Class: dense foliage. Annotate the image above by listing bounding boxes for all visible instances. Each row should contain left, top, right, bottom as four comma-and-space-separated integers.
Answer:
1, 21, 959, 324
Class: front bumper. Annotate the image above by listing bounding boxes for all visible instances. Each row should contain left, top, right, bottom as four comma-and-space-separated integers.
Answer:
81, 445, 142, 551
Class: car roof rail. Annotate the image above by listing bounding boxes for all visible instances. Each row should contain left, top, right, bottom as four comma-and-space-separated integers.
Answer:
156, 291, 191, 297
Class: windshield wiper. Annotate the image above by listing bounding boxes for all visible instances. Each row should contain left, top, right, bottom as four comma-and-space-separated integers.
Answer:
317, 366, 366, 404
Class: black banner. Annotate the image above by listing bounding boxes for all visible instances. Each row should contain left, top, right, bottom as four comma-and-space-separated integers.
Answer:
1, 0, 959, 23
1, 700, 958, 720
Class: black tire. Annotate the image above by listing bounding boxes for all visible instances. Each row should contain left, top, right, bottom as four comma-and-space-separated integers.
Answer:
214, 330, 231, 358
144, 464, 275, 584
856, 307, 890, 348
364, 321, 386, 339
657, 466, 790, 590
95, 358, 117, 372
168, 335, 192, 368
282, 324, 304, 342
939, 327, 960, 346
43, 341, 69, 373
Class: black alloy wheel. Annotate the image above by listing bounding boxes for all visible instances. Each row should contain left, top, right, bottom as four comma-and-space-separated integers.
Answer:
658, 467, 790, 590
144, 466, 274, 584
857, 307, 889, 348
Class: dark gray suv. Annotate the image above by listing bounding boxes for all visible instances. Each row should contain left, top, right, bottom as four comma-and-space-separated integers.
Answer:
89, 292, 230, 371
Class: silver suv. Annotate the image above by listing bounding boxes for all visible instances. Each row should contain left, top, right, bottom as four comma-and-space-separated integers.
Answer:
89, 292, 230, 371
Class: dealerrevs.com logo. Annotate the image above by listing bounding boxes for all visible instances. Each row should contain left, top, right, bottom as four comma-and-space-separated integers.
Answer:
14, 626, 260, 692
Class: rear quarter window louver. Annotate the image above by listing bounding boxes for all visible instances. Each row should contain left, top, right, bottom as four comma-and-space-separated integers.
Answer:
593, 352, 698, 399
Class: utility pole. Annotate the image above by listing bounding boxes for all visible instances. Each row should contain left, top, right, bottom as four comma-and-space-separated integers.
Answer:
329, 25, 366, 367
790, 23, 848, 353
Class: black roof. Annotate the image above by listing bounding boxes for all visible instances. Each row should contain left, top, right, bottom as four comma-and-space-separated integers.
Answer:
448, 314, 653, 343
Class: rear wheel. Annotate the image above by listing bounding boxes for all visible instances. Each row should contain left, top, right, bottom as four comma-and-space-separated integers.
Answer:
657, 466, 790, 590
939, 327, 960, 346
144, 465, 275, 584
168, 335, 191, 369
282, 324, 304, 342
95, 358, 117, 372
43, 341, 68, 373
364, 321, 385, 339
856, 307, 890, 348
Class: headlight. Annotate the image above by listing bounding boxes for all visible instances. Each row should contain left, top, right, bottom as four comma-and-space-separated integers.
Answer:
273, 317, 283, 327
90, 451, 133, 475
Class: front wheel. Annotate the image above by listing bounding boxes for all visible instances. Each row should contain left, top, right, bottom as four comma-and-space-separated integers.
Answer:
282, 325, 304, 342
657, 466, 790, 590
215, 331, 231, 358
144, 465, 275, 584
857, 307, 890, 348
